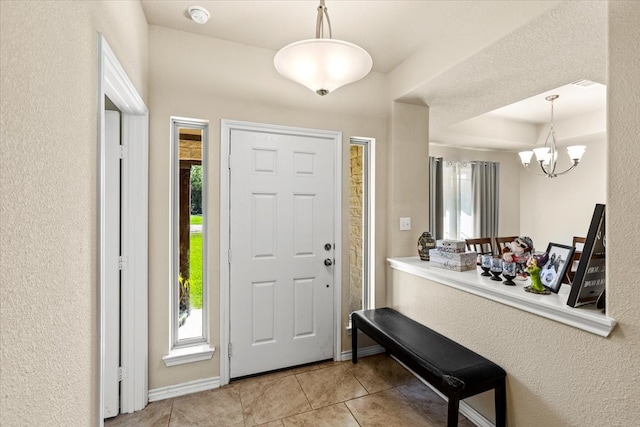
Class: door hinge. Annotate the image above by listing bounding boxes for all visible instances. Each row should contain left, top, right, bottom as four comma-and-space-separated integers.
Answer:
228, 248, 232, 263
228, 154, 232, 169
118, 256, 128, 271
118, 366, 127, 382
119, 145, 127, 159
228, 342, 232, 357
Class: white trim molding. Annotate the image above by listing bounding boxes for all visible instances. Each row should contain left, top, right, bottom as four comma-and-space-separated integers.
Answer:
162, 344, 215, 367
98, 33, 149, 423
340, 344, 384, 361
149, 377, 220, 402
388, 257, 616, 337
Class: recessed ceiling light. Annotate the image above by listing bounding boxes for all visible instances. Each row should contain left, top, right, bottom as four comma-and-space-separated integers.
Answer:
188, 6, 210, 25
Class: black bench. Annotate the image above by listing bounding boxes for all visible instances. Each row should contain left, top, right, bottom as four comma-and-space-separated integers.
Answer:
352, 308, 506, 427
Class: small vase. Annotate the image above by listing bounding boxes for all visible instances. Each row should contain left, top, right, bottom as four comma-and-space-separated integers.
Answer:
417, 232, 436, 261
480, 254, 492, 276
490, 257, 503, 281
502, 261, 517, 286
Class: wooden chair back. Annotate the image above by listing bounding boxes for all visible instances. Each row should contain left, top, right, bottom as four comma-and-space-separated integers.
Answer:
563, 236, 587, 284
465, 238, 495, 264
494, 236, 518, 255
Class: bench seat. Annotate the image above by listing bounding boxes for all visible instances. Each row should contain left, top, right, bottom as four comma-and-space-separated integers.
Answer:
352, 308, 506, 427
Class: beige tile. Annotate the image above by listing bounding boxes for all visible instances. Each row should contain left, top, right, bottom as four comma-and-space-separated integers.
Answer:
169, 387, 244, 426
314, 359, 345, 370
239, 374, 312, 426
256, 421, 284, 427
398, 380, 471, 426
351, 353, 415, 393
231, 363, 321, 386
346, 388, 436, 427
295, 364, 368, 409
105, 399, 172, 427
281, 403, 359, 427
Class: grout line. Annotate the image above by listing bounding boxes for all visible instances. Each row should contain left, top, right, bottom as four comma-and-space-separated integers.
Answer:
166, 399, 175, 426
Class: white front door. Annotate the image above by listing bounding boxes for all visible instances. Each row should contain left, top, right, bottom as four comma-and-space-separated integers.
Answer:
229, 126, 336, 378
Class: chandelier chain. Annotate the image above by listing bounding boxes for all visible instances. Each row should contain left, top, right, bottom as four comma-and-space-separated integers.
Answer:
316, 0, 332, 39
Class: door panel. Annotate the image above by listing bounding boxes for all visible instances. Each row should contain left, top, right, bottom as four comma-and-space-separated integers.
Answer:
104, 110, 121, 418
230, 127, 335, 378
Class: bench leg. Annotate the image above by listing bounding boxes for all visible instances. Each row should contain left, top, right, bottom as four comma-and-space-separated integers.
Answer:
495, 379, 506, 427
352, 320, 358, 364
447, 396, 460, 427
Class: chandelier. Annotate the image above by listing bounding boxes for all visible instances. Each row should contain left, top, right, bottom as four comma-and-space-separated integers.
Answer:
518, 95, 586, 178
273, 0, 372, 96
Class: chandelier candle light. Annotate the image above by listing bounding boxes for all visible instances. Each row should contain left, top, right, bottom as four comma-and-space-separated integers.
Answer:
518, 95, 586, 178
274, 0, 373, 96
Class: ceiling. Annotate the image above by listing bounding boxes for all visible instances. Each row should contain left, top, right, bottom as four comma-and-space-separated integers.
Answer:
140, 0, 607, 151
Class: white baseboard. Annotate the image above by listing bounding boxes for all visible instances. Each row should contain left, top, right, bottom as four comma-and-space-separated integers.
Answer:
340, 344, 385, 361
391, 356, 495, 427
148, 376, 220, 402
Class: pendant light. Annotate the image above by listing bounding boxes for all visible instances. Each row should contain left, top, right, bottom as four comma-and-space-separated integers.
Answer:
518, 95, 586, 178
274, 0, 372, 96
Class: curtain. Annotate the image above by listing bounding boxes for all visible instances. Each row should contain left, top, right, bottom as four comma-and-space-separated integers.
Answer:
429, 157, 443, 240
471, 161, 500, 240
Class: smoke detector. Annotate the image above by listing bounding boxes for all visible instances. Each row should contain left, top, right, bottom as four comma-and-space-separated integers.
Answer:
188, 6, 210, 24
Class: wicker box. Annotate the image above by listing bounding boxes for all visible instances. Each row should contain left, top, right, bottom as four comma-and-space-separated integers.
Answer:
429, 249, 477, 272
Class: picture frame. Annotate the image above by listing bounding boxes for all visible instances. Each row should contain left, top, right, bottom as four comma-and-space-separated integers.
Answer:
539, 242, 575, 293
567, 204, 606, 307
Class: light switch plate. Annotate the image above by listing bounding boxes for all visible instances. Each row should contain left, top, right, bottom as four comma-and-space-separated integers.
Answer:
399, 217, 411, 231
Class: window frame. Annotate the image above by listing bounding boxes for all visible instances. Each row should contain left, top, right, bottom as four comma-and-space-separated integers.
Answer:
163, 116, 214, 366
348, 137, 375, 328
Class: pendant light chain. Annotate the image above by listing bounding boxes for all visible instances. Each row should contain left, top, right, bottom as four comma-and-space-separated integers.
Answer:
316, 0, 332, 39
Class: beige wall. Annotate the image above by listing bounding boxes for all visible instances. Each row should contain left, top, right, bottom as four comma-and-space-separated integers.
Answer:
520, 135, 607, 249
429, 145, 522, 238
0, 1, 148, 425
2, 1, 639, 425
147, 25, 389, 389
387, 3, 640, 426
387, 102, 430, 258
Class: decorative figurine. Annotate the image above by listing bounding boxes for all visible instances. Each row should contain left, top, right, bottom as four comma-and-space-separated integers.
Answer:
501, 236, 534, 280
524, 256, 551, 295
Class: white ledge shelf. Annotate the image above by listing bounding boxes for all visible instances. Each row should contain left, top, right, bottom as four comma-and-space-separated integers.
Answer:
388, 257, 616, 337
163, 344, 215, 367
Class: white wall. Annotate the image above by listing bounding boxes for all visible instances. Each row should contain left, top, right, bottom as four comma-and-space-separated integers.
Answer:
429, 145, 521, 237
0, 1, 148, 425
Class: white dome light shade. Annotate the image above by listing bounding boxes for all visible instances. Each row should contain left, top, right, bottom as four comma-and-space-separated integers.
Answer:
274, 38, 373, 96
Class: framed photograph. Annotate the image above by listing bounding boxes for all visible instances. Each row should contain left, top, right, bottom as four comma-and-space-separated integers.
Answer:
539, 242, 575, 293
567, 204, 606, 307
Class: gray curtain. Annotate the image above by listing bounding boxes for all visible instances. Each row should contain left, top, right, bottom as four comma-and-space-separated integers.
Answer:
429, 157, 443, 240
471, 161, 500, 239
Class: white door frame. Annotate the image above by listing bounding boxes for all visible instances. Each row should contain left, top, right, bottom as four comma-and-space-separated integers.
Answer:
220, 119, 342, 385
98, 34, 149, 424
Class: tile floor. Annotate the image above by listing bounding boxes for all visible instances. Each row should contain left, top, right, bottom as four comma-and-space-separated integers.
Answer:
105, 353, 476, 426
